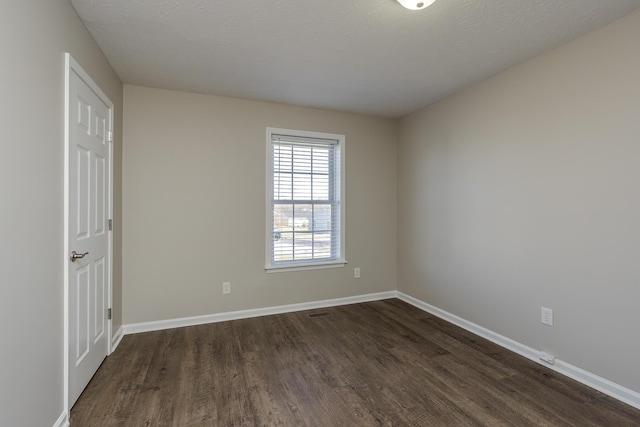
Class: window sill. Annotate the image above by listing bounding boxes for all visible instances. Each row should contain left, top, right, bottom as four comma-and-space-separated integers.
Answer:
265, 260, 347, 273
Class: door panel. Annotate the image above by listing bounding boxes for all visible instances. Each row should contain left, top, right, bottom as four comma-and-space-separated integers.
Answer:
95, 155, 106, 236
94, 257, 105, 341
74, 264, 91, 363
76, 146, 90, 240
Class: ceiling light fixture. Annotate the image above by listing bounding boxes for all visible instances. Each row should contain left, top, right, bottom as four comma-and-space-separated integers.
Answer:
396, 0, 436, 11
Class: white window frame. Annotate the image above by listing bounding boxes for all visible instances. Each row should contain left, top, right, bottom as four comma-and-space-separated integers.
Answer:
265, 127, 346, 272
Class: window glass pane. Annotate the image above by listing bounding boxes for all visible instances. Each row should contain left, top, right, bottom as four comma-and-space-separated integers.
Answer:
293, 204, 311, 230
273, 204, 292, 261
312, 175, 329, 200
313, 148, 329, 173
273, 238, 293, 262
311, 204, 331, 232
273, 145, 292, 172
292, 146, 312, 173
274, 173, 292, 200
292, 174, 312, 200
293, 231, 313, 260
313, 232, 331, 258
273, 204, 293, 233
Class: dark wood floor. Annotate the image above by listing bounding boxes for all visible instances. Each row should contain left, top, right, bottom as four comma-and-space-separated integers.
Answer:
71, 299, 640, 426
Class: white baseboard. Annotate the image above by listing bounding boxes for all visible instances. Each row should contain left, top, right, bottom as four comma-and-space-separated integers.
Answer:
397, 291, 640, 411
111, 325, 124, 353
123, 291, 397, 335
554, 360, 640, 410
52, 411, 69, 427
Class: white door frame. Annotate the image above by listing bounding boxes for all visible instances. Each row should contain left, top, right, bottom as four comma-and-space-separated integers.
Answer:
63, 52, 114, 416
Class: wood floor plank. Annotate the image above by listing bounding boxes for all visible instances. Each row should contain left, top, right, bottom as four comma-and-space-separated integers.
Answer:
71, 299, 640, 426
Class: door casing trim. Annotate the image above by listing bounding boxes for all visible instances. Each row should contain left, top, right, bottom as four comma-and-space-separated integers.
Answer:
63, 52, 114, 417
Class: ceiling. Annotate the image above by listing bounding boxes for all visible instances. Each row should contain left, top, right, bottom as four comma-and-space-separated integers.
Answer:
70, 0, 640, 118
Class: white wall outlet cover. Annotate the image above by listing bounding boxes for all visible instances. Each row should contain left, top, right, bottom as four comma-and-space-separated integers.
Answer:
541, 307, 553, 326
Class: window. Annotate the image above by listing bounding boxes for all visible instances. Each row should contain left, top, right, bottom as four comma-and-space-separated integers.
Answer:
266, 128, 345, 271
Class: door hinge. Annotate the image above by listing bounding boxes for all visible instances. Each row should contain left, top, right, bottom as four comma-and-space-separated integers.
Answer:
107, 308, 112, 320
107, 130, 113, 142
108, 219, 113, 231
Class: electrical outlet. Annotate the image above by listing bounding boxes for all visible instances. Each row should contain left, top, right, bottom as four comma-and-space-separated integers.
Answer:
541, 307, 553, 326
354, 268, 360, 278
222, 282, 231, 295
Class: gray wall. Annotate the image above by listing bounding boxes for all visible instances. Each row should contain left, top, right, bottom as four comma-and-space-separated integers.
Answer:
122, 85, 397, 324
397, 9, 640, 393
0, 1, 123, 425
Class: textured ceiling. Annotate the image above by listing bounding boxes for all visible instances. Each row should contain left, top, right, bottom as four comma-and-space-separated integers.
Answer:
70, 0, 640, 117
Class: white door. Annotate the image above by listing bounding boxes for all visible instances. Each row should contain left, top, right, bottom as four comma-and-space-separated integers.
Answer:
65, 54, 113, 408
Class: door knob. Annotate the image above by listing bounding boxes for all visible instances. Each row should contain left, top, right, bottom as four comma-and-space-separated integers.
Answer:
70, 251, 89, 262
